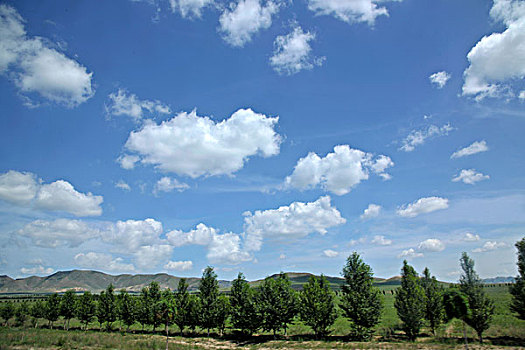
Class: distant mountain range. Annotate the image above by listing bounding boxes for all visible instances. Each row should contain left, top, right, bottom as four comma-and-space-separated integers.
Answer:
0, 270, 514, 294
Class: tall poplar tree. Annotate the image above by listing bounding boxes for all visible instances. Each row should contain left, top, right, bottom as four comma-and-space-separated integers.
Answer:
299, 275, 337, 337
230, 272, 261, 335
60, 290, 76, 330
75, 291, 96, 330
98, 284, 117, 331
199, 266, 220, 336
44, 293, 61, 329
174, 278, 191, 336
510, 237, 525, 320
394, 260, 425, 341
421, 267, 444, 335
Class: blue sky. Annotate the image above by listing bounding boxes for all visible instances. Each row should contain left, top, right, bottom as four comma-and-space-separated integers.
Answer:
1, 0, 524, 281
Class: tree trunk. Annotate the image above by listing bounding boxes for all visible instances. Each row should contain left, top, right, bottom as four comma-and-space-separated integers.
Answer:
463, 321, 469, 350
67, 318, 70, 331
207, 328, 210, 337
165, 322, 169, 350
64, 319, 67, 330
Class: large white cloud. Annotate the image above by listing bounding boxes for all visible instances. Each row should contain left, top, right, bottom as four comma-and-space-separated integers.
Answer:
122, 108, 281, 177
135, 244, 174, 269
103, 218, 163, 252
462, 0, 525, 100
397, 196, 449, 218
399, 123, 453, 152
451, 140, 489, 159
284, 145, 393, 195
269, 25, 324, 75
17, 218, 101, 248
0, 170, 39, 205
0, 5, 94, 107
105, 89, 171, 122
74, 252, 135, 272
306, 0, 399, 25
418, 238, 445, 252
169, 0, 214, 18
243, 196, 346, 251
35, 180, 103, 217
452, 169, 490, 185
219, 0, 281, 47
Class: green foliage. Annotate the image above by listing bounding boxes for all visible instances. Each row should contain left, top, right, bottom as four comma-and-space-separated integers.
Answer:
97, 284, 117, 331
216, 295, 231, 335
259, 272, 298, 337
75, 291, 96, 330
59, 290, 76, 330
157, 289, 175, 337
147, 281, 163, 332
117, 290, 137, 331
459, 252, 495, 343
137, 286, 150, 330
29, 300, 45, 328
199, 266, 220, 335
421, 267, 444, 335
187, 294, 202, 333
230, 272, 261, 335
173, 278, 190, 335
299, 275, 337, 337
510, 237, 525, 320
394, 260, 425, 341
340, 252, 383, 340
14, 302, 28, 326
443, 288, 469, 322
44, 294, 61, 328
0, 302, 15, 326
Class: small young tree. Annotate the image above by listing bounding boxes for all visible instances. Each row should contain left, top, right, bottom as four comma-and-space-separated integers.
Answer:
14, 301, 28, 326
75, 291, 96, 330
0, 302, 15, 327
199, 266, 220, 336
394, 260, 425, 341
421, 267, 444, 336
187, 294, 202, 334
215, 295, 230, 336
299, 275, 337, 338
173, 278, 190, 336
258, 273, 298, 338
60, 290, 76, 330
44, 293, 61, 329
98, 284, 117, 331
137, 286, 150, 331
29, 300, 45, 328
117, 290, 137, 332
510, 237, 525, 320
230, 272, 261, 336
148, 281, 163, 332
459, 252, 494, 344
158, 290, 175, 350
443, 288, 470, 348
340, 253, 383, 340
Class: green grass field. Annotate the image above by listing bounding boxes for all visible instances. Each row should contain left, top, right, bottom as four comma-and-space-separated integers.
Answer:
1, 285, 524, 349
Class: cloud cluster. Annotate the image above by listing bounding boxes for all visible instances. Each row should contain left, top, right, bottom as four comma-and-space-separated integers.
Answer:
429, 71, 451, 88
284, 145, 394, 195
164, 260, 193, 271
462, 232, 480, 242
451, 141, 488, 159
473, 241, 507, 253
462, 0, 525, 100
74, 252, 135, 272
0, 170, 103, 216
360, 204, 381, 220
0, 5, 94, 107
371, 235, 392, 246
153, 177, 189, 195
270, 25, 324, 75
399, 123, 453, 152
452, 169, 490, 185
20, 265, 54, 275
397, 196, 449, 218
17, 218, 101, 248
105, 89, 171, 122
323, 249, 339, 258
169, 0, 214, 18
306, 0, 397, 25
397, 248, 423, 259
418, 238, 445, 252
121, 108, 281, 177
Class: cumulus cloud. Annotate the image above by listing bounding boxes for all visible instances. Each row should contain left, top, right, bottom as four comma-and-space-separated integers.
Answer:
17, 218, 101, 248
452, 169, 490, 185
463, 232, 480, 242
164, 260, 193, 271
473, 241, 507, 253
397, 197, 449, 218
115, 180, 131, 191
418, 238, 445, 252
306, 0, 398, 25
520, 90, 525, 100
451, 140, 489, 159
243, 196, 346, 252
399, 123, 453, 152
371, 235, 392, 246
103, 218, 163, 252
117, 154, 140, 170
360, 204, 381, 220
219, 0, 281, 47
20, 265, 54, 275
105, 89, 170, 122
135, 244, 174, 269
397, 248, 423, 259
74, 252, 135, 272
122, 108, 281, 177
323, 249, 339, 258
35, 180, 103, 216
169, 0, 214, 18
153, 177, 189, 195
462, 0, 525, 100
270, 25, 324, 75
284, 145, 394, 195
429, 71, 451, 88
0, 5, 94, 107
0, 170, 39, 205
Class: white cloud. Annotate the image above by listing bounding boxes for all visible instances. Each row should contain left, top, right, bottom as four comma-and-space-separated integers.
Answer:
20, 265, 54, 275
520, 90, 525, 100
418, 238, 445, 252
284, 145, 393, 195
360, 204, 381, 220
219, 0, 281, 47
397, 196, 449, 218
462, 0, 525, 100
0, 170, 39, 205
371, 235, 392, 246
134, 244, 173, 269
463, 232, 480, 242
398, 248, 424, 259
115, 180, 131, 191
153, 177, 189, 195
452, 169, 490, 185
167, 223, 216, 247
270, 25, 324, 75
164, 260, 193, 271
169, 0, 214, 18
429, 71, 451, 88
123, 108, 281, 177
279, 253, 286, 259
399, 123, 453, 152
105, 89, 170, 122
451, 140, 489, 159
118, 154, 140, 170
17, 218, 101, 248
103, 218, 163, 252
35, 180, 103, 216
306, 0, 398, 25
473, 241, 507, 253
243, 196, 346, 252
323, 249, 339, 258
0, 5, 94, 107
74, 252, 135, 272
